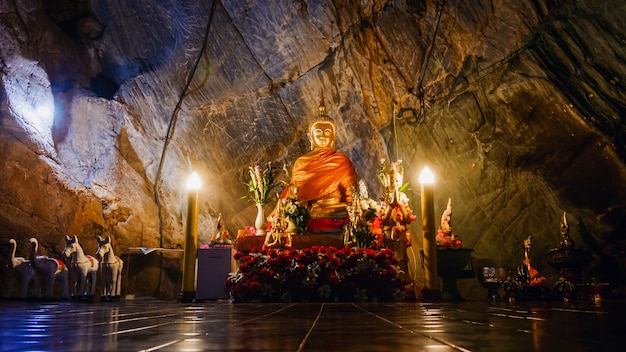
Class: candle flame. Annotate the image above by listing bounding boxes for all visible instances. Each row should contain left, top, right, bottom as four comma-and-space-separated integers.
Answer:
419, 166, 435, 184
186, 172, 201, 190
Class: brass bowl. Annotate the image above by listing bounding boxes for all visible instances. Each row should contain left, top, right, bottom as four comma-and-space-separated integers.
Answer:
479, 266, 507, 283
478, 266, 507, 302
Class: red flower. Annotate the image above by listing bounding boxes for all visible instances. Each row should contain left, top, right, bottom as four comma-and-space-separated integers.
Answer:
226, 246, 405, 303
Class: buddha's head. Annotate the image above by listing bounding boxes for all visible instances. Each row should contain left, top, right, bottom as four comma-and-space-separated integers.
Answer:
390, 161, 404, 190
309, 119, 336, 150
309, 93, 337, 150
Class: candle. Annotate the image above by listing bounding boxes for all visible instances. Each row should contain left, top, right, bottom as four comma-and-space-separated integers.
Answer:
180, 172, 201, 302
420, 166, 439, 295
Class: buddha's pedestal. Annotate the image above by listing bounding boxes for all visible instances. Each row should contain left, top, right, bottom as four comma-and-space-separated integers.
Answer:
437, 247, 474, 301
235, 230, 345, 252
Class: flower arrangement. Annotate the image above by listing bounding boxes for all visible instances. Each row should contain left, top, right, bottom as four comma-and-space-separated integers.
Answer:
243, 163, 275, 204
226, 246, 404, 303
346, 213, 376, 248
281, 196, 310, 233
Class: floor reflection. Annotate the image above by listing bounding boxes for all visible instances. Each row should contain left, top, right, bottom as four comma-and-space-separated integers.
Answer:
0, 299, 624, 351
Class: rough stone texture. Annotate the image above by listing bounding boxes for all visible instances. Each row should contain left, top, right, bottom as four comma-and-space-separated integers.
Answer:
1, 0, 624, 299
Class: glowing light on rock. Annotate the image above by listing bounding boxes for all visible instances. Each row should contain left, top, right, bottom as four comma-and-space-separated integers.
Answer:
35, 105, 53, 121
2, 56, 55, 151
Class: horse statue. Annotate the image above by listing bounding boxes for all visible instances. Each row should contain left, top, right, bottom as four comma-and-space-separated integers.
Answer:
5, 239, 35, 298
62, 235, 99, 299
29, 238, 69, 299
95, 235, 124, 301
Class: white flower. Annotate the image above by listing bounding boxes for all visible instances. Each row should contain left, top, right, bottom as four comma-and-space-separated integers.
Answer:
285, 203, 297, 214
358, 180, 369, 198
368, 200, 381, 211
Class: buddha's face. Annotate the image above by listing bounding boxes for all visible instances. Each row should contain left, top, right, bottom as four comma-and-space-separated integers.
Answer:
391, 169, 403, 190
310, 121, 335, 149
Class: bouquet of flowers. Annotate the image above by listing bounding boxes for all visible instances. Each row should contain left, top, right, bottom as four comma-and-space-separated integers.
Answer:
243, 163, 275, 204
281, 196, 310, 233
226, 246, 404, 303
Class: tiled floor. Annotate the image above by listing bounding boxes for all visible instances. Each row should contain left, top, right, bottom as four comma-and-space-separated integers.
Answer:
0, 298, 624, 351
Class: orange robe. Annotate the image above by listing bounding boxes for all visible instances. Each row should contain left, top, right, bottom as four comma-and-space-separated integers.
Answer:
291, 147, 357, 212
270, 147, 357, 234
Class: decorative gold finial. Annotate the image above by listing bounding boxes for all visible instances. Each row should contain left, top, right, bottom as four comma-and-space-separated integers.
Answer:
314, 91, 334, 125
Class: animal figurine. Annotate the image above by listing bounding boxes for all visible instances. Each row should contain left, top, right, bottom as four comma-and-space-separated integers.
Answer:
29, 238, 69, 299
6, 239, 35, 298
63, 235, 99, 299
95, 235, 124, 301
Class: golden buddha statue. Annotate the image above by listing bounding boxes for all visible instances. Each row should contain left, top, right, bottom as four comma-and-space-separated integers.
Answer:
276, 95, 358, 234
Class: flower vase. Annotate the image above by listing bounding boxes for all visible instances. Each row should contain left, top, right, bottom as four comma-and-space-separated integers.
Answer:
255, 203, 267, 236
285, 219, 298, 234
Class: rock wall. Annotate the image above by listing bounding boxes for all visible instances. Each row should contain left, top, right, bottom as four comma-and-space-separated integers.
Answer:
1, 0, 624, 299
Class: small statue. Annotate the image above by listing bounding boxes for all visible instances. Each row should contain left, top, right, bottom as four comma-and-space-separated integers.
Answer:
436, 198, 462, 247
345, 181, 381, 248
440, 198, 452, 235
379, 159, 415, 243
96, 234, 124, 300
7, 239, 35, 298
63, 235, 99, 297
553, 274, 575, 302
502, 271, 521, 302
378, 159, 414, 284
522, 235, 547, 287
265, 194, 290, 247
559, 211, 574, 249
523, 235, 532, 262
210, 214, 233, 245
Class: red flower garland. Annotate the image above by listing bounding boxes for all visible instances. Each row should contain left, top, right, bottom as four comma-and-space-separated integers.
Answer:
226, 246, 404, 302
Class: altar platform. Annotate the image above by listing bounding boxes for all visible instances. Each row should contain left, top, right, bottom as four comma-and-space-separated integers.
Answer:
235, 232, 345, 251
0, 298, 623, 351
